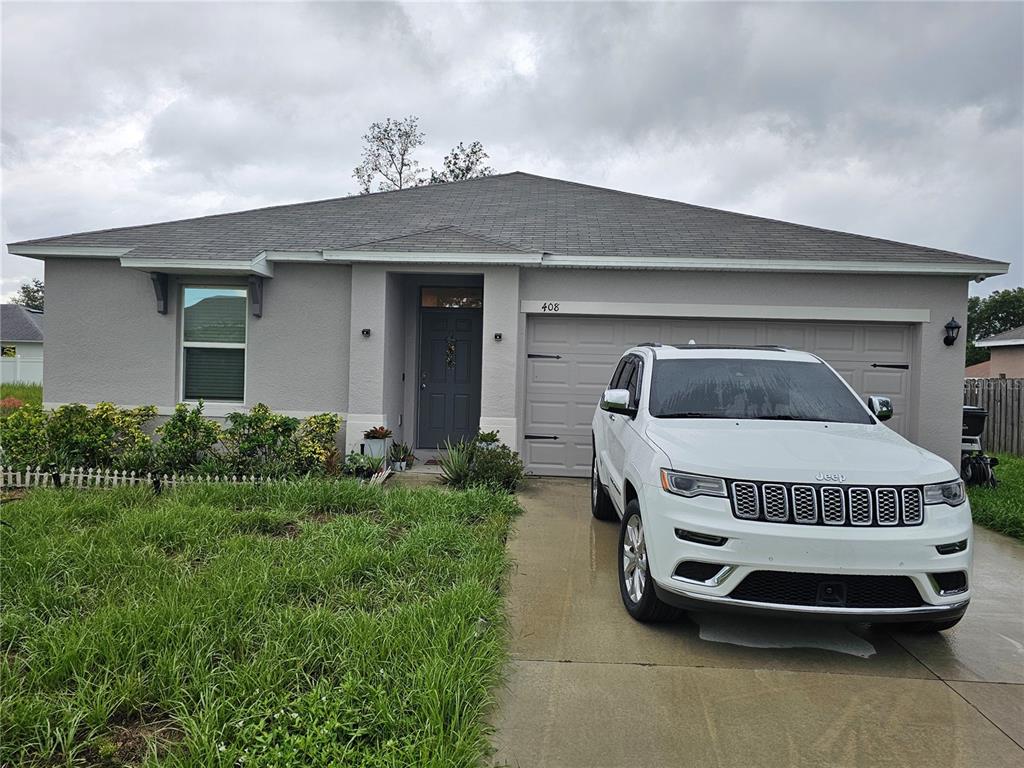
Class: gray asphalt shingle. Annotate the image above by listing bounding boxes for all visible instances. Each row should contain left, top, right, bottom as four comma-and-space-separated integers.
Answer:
8, 172, 1001, 268
1, 304, 44, 342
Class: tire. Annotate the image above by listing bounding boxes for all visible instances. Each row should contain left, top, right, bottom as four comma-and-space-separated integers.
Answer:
590, 447, 618, 522
618, 499, 678, 622
895, 615, 964, 633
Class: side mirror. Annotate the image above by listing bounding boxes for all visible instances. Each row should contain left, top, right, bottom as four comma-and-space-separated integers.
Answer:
867, 396, 893, 422
601, 388, 636, 417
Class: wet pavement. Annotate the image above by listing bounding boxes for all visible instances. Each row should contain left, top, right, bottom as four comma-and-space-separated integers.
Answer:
490, 478, 1024, 767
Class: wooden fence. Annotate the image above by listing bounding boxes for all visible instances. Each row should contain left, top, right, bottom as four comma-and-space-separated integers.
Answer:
2, 465, 391, 491
963, 378, 1024, 456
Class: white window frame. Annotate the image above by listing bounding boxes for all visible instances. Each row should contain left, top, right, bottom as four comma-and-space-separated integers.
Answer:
179, 283, 248, 407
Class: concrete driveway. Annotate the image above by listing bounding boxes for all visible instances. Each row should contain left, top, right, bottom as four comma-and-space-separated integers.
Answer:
490, 478, 1024, 768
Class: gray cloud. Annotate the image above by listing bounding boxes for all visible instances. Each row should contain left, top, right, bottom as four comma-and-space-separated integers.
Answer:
2, 0, 1021, 296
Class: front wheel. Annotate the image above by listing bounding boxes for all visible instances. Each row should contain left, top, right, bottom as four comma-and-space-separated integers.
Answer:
618, 499, 678, 622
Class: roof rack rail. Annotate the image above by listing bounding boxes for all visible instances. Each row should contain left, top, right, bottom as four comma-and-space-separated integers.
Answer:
637, 342, 662, 347
665, 344, 791, 351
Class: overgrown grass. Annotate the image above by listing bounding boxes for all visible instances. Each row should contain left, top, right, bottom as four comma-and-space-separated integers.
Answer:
0, 480, 520, 766
969, 452, 1024, 542
0, 381, 41, 407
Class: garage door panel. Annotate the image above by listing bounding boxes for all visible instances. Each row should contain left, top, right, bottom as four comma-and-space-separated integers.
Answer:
525, 315, 913, 477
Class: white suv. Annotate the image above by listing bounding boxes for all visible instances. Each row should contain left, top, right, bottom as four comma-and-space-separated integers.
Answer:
591, 344, 971, 632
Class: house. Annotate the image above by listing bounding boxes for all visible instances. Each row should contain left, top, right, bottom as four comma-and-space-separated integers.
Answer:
1, 304, 44, 385
6, 172, 1009, 475
966, 325, 1024, 378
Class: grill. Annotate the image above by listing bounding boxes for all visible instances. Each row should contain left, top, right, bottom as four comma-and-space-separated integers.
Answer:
729, 481, 925, 527
729, 571, 924, 608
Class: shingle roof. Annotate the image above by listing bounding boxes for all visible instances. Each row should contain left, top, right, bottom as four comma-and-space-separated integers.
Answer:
7, 172, 1003, 269
976, 325, 1024, 346
1, 304, 44, 342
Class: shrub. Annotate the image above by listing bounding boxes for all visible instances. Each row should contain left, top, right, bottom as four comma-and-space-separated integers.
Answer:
221, 403, 300, 477
295, 412, 342, 475
341, 451, 381, 479
0, 403, 47, 469
155, 402, 221, 473
439, 439, 475, 488
469, 444, 525, 492
476, 429, 500, 444
0, 396, 24, 416
90, 402, 157, 472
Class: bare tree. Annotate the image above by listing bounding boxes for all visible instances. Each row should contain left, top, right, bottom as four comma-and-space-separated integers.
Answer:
430, 141, 495, 184
353, 116, 426, 194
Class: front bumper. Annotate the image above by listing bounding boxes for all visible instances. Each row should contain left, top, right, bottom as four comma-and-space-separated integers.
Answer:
641, 482, 973, 622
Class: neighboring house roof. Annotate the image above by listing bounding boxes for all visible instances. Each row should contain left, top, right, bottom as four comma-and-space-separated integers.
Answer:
975, 325, 1024, 348
7, 172, 1007, 274
0, 304, 44, 342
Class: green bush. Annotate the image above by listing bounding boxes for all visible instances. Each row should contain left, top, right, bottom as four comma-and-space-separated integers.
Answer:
341, 451, 383, 479
439, 440, 525, 493
0, 403, 47, 469
155, 403, 222, 474
295, 412, 342, 474
469, 444, 525, 492
221, 403, 300, 477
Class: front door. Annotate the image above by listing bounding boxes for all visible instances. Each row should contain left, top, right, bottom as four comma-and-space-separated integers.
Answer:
417, 309, 483, 448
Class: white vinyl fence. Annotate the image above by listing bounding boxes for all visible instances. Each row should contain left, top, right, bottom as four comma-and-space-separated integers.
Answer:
2, 465, 391, 490
0, 354, 43, 384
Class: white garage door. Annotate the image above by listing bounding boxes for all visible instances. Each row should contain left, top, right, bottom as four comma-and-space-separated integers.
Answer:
523, 316, 912, 477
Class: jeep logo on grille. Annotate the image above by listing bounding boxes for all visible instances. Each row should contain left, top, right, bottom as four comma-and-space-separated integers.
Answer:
816, 472, 846, 483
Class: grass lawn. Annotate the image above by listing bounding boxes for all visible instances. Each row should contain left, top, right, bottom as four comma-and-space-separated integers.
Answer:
0, 381, 42, 407
969, 452, 1024, 542
0, 480, 520, 766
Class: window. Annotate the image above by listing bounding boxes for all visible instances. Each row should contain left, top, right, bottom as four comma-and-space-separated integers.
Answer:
625, 358, 642, 407
649, 358, 872, 424
420, 286, 483, 308
609, 358, 629, 389
1, 346, 15, 358
182, 287, 246, 402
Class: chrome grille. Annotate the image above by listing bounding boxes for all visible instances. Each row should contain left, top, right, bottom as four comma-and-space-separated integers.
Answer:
732, 482, 759, 519
876, 488, 899, 525
762, 484, 790, 521
901, 488, 923, 525
849, 487, 873, 526
791, 486, 818, 524
729, 481, 925, 527
821, 487, 846, 525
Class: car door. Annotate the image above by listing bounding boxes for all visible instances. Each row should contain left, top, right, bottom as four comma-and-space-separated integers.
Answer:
607, 355, 644, 502
603, 356, 638, 503
597, 357, 629, 494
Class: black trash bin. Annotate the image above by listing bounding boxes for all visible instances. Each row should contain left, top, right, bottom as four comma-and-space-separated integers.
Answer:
962, 405, 988, 438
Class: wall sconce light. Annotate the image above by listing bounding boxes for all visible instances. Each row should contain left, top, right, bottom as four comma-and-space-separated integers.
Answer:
494, 332, 503, 341
943, 317, 961, 346
361, 328, 371, 338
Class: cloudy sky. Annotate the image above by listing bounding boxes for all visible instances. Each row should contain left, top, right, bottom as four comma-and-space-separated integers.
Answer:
2, 1, 1021, 299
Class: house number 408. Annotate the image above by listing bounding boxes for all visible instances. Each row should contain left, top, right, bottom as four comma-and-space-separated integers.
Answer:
541, 302, 560, 312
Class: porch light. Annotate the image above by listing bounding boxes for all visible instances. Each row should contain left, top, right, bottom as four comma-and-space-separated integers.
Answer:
943, 317, 961, 346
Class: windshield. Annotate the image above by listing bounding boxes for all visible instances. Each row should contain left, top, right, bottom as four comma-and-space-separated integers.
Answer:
649, 358, 873, 424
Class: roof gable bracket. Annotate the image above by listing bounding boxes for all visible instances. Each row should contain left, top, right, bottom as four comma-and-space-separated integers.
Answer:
150, 272, 169, 315
249, 275, 264, 318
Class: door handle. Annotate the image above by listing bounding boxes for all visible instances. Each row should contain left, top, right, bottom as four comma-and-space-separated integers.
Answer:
608, 413, 616, 421
420, 383, 427, 390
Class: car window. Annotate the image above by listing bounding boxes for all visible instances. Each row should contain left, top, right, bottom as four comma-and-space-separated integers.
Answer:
616, 359, 635, 391
625, 358, 642, 407
609, 359, 629, 389
649, 358, 873, 424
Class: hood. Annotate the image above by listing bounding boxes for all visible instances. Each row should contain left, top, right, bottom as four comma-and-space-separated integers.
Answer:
644, 420, 957, 486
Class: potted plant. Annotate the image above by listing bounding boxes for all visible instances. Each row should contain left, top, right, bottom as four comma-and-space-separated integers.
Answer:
404, 448, 417, 468
390, 441, 410, 472
476, 429, 500, 449
363, 425, 392, 458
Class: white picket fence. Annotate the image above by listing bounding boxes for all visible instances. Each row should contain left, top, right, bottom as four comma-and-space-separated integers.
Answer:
1, 465, 392, 490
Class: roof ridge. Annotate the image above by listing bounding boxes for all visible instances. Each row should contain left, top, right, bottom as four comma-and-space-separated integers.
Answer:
8, 172, 526, 247
341, 223, 529, 253
511, 172, 990, 263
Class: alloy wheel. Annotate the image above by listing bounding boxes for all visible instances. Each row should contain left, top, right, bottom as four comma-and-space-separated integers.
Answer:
622, 513, 647, 603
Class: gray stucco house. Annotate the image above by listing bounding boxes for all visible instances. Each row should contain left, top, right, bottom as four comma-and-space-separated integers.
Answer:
7, 172, 1008, 475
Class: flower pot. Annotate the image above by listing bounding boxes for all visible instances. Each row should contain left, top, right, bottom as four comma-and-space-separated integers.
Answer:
392, 461, 406, 472
365, 438, 387, 458
478, 441, 498, 450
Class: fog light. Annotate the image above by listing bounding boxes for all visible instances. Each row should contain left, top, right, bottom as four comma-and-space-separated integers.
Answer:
674, 528, 728, 547
930, 571, 968, 596
935, 540, 968, 555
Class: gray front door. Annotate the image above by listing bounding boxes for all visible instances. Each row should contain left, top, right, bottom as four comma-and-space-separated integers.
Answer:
418, 309, 483, 448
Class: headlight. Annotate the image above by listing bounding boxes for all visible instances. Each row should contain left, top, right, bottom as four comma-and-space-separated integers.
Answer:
923, 479, 966, 507
660, 469, 727, 498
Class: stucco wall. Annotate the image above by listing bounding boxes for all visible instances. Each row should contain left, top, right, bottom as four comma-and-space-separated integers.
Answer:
44, 258, 178, 406
246, 263, 350, 414
987, 347, 1024, 378
519, 269, 971, 467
